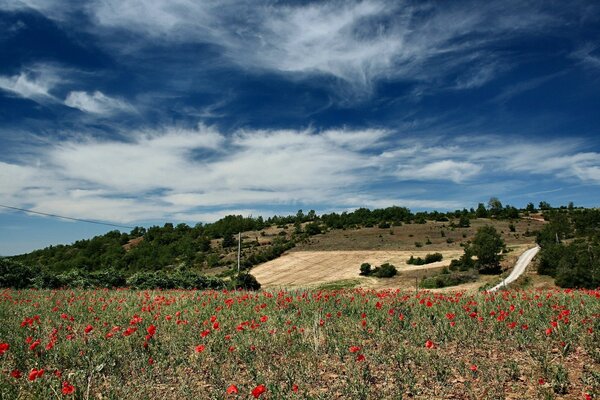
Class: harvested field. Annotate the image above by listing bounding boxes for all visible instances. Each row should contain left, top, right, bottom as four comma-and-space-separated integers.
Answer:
253, 244, 535, 291
253, 249, 463, 289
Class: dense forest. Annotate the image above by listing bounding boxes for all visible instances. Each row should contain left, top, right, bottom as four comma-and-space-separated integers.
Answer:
1, 199, 598, 289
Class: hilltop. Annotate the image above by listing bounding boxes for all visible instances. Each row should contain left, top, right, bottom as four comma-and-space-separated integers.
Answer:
2, 201, 599, 291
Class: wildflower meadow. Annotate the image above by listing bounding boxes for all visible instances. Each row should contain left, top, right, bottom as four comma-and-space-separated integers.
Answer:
0, 288, 598, 399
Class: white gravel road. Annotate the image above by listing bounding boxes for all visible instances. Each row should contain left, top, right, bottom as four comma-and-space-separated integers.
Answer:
489, 245, 540, 292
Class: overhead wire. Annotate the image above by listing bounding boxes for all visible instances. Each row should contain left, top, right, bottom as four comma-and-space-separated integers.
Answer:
0, 204, 135, 230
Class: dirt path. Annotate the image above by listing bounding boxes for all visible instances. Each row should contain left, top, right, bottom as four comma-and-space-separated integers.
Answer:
489, 245, 540, 291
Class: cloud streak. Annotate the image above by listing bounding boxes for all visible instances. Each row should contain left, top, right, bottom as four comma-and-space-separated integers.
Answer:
64, 90, 134, 114
1, 124, 600, 224
1, 0, 568, 95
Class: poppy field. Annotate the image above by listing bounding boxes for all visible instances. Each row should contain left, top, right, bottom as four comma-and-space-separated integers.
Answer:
0, 288, 598, 399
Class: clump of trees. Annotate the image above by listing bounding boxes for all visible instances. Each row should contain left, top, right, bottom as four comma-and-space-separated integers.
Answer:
358, 262, 397, 278
407, 253, 443, 265
536, 209, 600, 288
449, 225, 506, 274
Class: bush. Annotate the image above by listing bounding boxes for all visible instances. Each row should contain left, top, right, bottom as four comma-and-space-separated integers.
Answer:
407, 253, 443, 265
0, 258, 37, 288
373, 263, 397, 278
304, 223, 322, 236
360, 262, 397, 278
229, 273, 261, 290
359, 263, 372, 276
126, 270, 224, 290
420, 271, 478, 289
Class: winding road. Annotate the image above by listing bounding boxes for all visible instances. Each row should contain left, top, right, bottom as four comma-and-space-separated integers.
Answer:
489, 245, 540, 292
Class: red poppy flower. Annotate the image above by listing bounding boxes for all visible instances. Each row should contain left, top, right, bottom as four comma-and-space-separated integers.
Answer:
0, 343, 9, 355
28, 368, 44, 381
538, 378, 545, 385
470, 365, 478, 372
84, 325, 93, 334
146, 325, 156, 336
252, 384, 266, 398
226, 384, 239, 394
356, 354, 366, 361
349, 346, 361, 353
195, 344, 206, 353
10, 369, 21, 379
29, 339, 41, 351
201, 329, 210, 337
62, 381, 75, 395
425, 340, 435, 349
292, 384, 299, 393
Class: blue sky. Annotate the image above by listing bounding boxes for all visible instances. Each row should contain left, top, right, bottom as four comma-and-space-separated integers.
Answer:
1, 0, 600, 255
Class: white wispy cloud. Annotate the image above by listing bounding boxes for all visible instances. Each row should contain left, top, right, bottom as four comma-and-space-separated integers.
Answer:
2, 0, 565, 94
0, 66, 60, 101
64, 90, 134, 114
2, 124, 600, 224
396, 160, 482, 183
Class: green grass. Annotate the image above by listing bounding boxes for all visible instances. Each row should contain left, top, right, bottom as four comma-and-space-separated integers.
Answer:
0, 288, 598, 399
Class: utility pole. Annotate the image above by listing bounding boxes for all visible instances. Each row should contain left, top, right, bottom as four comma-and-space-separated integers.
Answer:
237, 232, 241, 274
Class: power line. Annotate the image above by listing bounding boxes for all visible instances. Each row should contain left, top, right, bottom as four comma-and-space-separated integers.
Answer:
0, 204, 135, 230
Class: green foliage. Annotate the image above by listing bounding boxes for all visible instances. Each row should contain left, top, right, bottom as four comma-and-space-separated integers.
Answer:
472, 225, 505, 274
449, 249, 475, 271
359, 262, 372, 276
407, 253, 443, 265
373, 263, 397, 278
229, 273, 261, 290
126, 270, 224, 290
420, 271, 478, 289
458, 214, 470, 228
304, 222, 322, 236
536, 208, 600, 288
222, 232, 236, 248
359, 262, 397, 278
476, 203, 488, 218
0, 258, 36, 288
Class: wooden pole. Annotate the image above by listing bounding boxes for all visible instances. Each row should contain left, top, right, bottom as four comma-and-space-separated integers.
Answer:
237, 232, 241, 274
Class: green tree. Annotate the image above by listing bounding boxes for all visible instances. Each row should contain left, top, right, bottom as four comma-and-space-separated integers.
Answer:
488, 197, 503, 216
472, 225, 505, 274
476, 203, 488, 218
458, 215, 470, 228
222, 232, 236, 248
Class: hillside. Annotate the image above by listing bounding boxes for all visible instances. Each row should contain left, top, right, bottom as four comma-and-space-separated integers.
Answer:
253, 218, 545, 290
2, 204, 599, 290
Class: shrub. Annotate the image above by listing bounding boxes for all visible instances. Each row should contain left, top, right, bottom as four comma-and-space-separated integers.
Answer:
0, 258, 37, 289
373, 263, 397, 278
424, 252, 443, 263
359, 263, 372, 276
420, 271, 477, 289
229, 273, 261, 290
407, 253, 443, 265
304, 223, 322, 236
